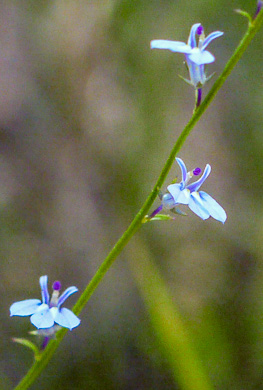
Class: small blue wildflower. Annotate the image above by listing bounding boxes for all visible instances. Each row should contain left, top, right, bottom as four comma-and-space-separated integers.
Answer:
10, 276, 80, 331
151, 23, 223, 89
160, 157, 227, 223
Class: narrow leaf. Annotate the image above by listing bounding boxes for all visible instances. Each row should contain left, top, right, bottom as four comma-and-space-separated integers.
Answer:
12, 338, 40, 360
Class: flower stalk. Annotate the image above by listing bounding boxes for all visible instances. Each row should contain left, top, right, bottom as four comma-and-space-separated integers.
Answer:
195, 88, 202, 109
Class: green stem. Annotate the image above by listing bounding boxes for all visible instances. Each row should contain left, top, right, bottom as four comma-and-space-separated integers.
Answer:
14, 10, 263, 390
129, 243, 214, 390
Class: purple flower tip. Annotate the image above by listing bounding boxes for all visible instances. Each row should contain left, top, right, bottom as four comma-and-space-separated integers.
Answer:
254, 0, 263, 18
193, 167, 201, 176
196, 25, 203, 35
53, 281, 61, 291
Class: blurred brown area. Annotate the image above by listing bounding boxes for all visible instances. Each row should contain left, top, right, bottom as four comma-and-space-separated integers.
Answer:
1, 0, 263, 389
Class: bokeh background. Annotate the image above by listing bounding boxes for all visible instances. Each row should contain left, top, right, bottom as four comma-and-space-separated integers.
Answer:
1, 0, 263, 389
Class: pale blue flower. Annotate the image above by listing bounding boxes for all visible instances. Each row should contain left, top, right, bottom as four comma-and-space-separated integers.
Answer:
162, 157, 227, 223
151, 23, 223, 88
10, 276, 80, 331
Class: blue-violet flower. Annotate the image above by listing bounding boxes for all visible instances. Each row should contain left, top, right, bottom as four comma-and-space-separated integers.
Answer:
161, 157, 227, 223
151, 23, 223, 88
10, 275, 80, 331
254, 0, 263, 19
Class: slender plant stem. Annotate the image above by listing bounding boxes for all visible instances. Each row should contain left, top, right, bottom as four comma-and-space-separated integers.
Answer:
14, 9, 263, 390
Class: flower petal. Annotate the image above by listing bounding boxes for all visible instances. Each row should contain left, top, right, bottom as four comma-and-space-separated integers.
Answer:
187, 23, 201, 48
199, 191, 227, 223
188, 192, 210, 220
30, 306, 54, 329
186, 58, 205, 87
54, 308, 80, 330
10, 299, 41, 316
187, 164, 211, 192
150, 40, 191, 53
161, 193, 176, 210
58, 286, 78, 308
176, 188, 191, 204
202, 31, 224, 51
167, 184, 190, 205
175, 157, 187, 183
39, 275, 49, 305
189, 49, 215, 65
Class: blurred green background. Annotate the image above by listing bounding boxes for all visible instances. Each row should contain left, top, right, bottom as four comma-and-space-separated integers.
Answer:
1, 0, 263, 389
